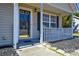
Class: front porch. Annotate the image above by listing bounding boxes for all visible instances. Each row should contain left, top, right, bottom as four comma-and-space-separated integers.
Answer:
13, 3, 73, 49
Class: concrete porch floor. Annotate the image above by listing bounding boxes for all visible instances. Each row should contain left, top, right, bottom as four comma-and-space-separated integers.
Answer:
16, 45, 62, 56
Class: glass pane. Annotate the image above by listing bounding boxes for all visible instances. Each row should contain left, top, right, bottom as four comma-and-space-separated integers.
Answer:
51, 16, 57, 22
51, 23, 57, 28
43, 14, 49, 22
43, 22, 49, 27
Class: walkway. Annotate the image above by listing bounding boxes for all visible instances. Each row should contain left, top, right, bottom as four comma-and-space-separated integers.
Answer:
16, 45, 62, 56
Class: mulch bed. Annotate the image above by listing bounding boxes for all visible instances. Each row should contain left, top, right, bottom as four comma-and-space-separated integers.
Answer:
0, 46, 19, 56
49, 38, 79, 53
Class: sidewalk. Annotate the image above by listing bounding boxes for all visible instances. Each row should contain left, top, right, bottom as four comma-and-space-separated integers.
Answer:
16, 45, 62, 56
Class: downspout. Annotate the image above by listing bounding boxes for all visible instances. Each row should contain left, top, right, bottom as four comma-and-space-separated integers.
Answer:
40, 3, 43, 44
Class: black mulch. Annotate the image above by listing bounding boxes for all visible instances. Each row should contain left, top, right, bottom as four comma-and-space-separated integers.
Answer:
48, 38, 79, 53
0, 46, 19, 56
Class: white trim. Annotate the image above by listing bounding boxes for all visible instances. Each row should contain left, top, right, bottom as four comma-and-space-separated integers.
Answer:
40, 3, 43, 43
19, 7, 33, 38
30, 11, 33, 38
43, 12, 58, 16
19, 7, 32, 12
13, 3, 19, 49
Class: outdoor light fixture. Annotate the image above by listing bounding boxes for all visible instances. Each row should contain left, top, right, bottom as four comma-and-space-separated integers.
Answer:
34, 8, 37, 12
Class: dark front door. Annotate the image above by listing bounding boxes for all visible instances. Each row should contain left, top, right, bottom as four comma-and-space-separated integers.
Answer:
19, 9, 30, 39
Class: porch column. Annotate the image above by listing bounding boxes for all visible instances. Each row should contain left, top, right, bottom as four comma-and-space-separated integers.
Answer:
40, 3, 43, 43
13, 3, 19, 49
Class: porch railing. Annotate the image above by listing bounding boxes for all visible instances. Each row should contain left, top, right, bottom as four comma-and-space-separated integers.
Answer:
43, 28, 73, 42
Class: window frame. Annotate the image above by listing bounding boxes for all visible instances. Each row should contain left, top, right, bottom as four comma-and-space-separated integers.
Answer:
43, 13, 49, 28
42, 13, 59, 29
50, 15, 58, 28
37, 12, 59, 30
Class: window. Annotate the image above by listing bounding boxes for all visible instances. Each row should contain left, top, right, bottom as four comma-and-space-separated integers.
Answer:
37, 12, 40, 31
51, 16, 57, 22
43, 14, 49, 22
50, 16, 59, 28
43, 14, 49, 28
43, 22, 49, 27
37, 12, 59, 30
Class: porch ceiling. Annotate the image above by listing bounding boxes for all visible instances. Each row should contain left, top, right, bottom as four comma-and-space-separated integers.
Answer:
26, 3, 72, 15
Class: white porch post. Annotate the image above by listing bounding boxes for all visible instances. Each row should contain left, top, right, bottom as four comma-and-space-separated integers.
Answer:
13, 3, 19, 49
40, 3, 43, 44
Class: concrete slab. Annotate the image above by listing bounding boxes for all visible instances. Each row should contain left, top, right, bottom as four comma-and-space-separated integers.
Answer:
16, 45, 62, 56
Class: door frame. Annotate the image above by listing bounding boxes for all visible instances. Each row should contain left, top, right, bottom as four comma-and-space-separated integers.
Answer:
19, 7, 33, 38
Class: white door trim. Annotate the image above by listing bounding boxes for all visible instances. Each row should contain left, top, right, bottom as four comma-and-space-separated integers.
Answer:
19, 7, 33, 38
